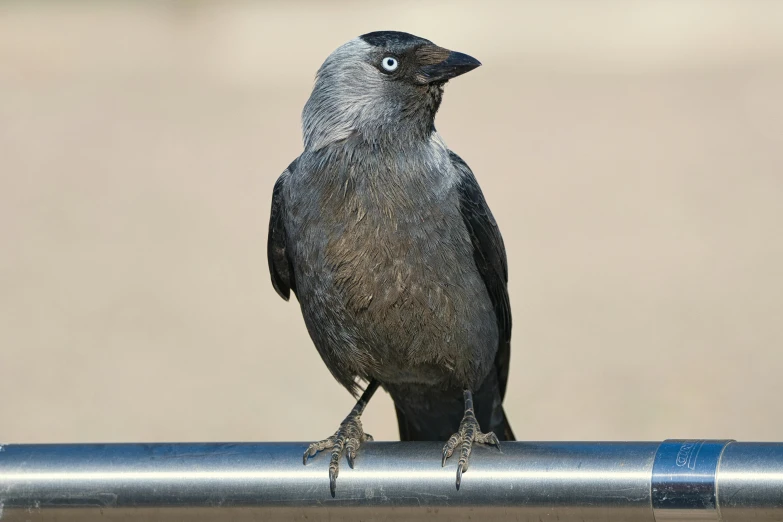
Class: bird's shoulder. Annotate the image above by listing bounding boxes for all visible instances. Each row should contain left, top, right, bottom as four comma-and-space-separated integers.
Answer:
273, 157, 298, 192
447, 150, 487, 199
447, 150, 502, 233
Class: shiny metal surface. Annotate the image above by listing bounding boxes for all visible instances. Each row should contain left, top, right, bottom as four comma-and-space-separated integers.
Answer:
717, 443, 783, 522
0, 442, 656, 521
0, 441, 780, 521
651, 440, 732, 520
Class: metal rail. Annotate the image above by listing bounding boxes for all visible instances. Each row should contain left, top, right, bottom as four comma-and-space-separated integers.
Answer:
0, 440, 781, 521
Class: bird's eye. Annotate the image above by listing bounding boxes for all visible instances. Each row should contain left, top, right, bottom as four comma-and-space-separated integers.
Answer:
381, 57, 399, 72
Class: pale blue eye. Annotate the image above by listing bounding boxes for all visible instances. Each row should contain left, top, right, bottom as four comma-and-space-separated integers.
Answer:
381, 57, 399, 72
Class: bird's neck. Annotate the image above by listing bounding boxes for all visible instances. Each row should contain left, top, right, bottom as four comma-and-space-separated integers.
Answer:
304, 115, 436, 152
302, 85, 444, 152
359, 119, 436, 149
309, 130, 453, 189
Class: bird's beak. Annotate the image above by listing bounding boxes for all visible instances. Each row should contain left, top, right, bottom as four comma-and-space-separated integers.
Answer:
416, 47, 481, 84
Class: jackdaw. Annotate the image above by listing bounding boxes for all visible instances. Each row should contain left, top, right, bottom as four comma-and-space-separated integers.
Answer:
268, 31, 513, 495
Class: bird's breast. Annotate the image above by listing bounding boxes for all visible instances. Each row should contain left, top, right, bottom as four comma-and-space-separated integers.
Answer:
288, 152, 497, 388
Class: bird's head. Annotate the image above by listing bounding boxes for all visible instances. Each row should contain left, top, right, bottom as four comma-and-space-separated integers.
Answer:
302, 31, 481, 152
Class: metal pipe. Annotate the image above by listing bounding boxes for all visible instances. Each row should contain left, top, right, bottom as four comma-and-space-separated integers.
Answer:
1, 440, 781, 521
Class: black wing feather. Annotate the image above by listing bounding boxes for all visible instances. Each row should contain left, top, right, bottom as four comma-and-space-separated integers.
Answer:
267, 163, 297, 300
450, 151, 512, 400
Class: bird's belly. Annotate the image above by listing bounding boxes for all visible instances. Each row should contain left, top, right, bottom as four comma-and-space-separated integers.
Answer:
340, 259, 486, 386
299, 218, 498, 389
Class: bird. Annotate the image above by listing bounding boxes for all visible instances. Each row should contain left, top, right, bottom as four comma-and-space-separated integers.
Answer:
267, 30, 513, 496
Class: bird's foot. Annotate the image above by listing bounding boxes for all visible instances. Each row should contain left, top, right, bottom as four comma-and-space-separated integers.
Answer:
441, 411, 500, 489
302, 412, 373, 497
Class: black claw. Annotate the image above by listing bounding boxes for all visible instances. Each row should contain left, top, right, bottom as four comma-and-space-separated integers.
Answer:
329, 468, 337, 498
442, 449, 448, 467
456, 463, 463, 490
347, 451, 355, 469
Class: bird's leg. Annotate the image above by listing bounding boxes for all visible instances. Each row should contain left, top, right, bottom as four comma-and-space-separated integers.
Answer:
302, 379, 379, 497
441, 389, 501, 489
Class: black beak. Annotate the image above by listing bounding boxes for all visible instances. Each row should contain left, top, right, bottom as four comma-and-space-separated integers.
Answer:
418, 51, 481, 84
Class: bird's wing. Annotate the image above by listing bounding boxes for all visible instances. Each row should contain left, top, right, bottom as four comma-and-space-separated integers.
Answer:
267, 161, 297, 300
450, 151, 512, 400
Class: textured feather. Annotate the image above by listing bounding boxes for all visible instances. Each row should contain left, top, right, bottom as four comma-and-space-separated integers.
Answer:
267, 162, 297, 300
269, 31, 515, 443
450, 152, 512, 401
394, 151, 514, 441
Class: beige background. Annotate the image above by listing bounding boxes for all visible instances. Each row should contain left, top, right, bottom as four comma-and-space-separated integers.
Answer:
1, 1, 782, 445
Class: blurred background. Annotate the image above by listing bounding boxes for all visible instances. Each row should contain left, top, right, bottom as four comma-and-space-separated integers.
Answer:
1, 0, 782, 444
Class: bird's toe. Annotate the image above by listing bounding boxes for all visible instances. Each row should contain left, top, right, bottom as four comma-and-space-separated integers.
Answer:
345, 437, 361, 468
441, 432, 462, 466
302, 437, 336, 465
442, 413, 500, 489
476, 431, 501, 449
304, 412, 371, 496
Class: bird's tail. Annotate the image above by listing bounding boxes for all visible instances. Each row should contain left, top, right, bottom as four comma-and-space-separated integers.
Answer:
498, 406, 515, 441
396, 403, 515, 442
